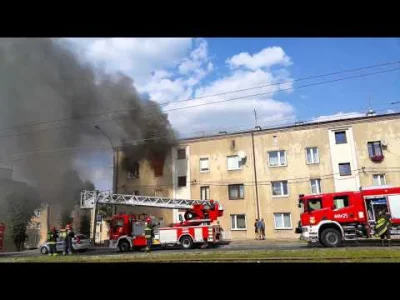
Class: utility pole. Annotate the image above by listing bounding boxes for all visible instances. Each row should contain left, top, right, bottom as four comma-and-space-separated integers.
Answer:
251, 131, 260, 219
254, 109, 258, 128
91, 190, 99, 247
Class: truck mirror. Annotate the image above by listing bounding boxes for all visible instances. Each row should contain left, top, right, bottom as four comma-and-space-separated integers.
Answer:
297, 203, 301, 208
332, 205, 336, 210
179, 215, 183, 222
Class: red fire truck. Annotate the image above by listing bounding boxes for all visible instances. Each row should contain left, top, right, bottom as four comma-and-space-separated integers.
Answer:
80, 190, 224, 252
296, 186, 400, 247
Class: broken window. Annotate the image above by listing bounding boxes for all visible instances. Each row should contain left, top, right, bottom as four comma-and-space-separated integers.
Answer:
178, 176, 187, 187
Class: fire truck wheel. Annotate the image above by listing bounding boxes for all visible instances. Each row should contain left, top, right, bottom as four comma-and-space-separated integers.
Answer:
321, 228, 342, 247
180, 236, 193, 249
118, 240, 130, 252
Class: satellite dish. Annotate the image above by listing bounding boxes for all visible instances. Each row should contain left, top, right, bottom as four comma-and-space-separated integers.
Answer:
238, 151, 247, 160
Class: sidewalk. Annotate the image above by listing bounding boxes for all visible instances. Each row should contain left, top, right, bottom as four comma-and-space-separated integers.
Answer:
227, 238, 303, 244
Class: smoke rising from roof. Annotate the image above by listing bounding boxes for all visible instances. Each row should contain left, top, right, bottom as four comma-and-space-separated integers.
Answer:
0, 38, 177, 214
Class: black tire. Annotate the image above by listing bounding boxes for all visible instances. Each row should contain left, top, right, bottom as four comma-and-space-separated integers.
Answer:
40, 247, 49, 255
320, 228, 342, 247
180, 236, 193, 250
118, 240, 130, 252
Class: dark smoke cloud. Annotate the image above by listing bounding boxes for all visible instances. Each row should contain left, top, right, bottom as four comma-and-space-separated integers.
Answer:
0, 38, 177, 213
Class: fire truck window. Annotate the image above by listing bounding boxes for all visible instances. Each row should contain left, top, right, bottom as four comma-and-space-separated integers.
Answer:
334, 196, 349, 209
308, 199, 322, 211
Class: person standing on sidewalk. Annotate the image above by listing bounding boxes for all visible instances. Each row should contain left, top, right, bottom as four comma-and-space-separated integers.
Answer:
63, 224, 75, 255
260, 219, 266, 240
254, 219, 259, 240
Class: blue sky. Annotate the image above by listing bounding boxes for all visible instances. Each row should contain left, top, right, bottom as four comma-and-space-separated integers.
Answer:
205, 38, 400, 120
67, 38, 400, 190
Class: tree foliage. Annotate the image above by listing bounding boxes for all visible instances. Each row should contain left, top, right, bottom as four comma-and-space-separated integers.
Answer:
4, 187, 41, 251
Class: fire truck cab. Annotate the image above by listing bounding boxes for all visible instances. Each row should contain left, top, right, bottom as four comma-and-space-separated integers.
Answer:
296, 186, 400, 247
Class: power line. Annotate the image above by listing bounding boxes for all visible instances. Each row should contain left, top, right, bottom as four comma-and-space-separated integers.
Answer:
1, 105, 398, 163
0, 60, 399, 139
64, 65, 400, 129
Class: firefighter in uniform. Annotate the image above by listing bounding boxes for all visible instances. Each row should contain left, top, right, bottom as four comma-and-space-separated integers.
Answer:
144, 221, 153, 253
144, 217, 156, 252
60, 224, 75, 255
47, 227, 58, 256
375, 210, 392, 246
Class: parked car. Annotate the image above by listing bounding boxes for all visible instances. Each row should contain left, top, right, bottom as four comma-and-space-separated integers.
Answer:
39, 234, 91, 255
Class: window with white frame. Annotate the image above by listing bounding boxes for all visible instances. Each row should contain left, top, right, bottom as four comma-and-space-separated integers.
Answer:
36, 223, 41, 230
231, 214, 246, 230
227, 155, 242, 171
268, 150, 287, 167
199, 158, 209, 173
200, 186, 210, 200
271, 181, 289, 196
373, 174, 386, 186
34, 209, 41, 217
34, 234, 40, 243
274, 213, 292, 229
306, 147, 319, 164
310, 179, 322, 194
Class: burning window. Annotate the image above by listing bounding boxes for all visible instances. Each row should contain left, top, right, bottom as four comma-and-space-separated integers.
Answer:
178, 176, 187, 187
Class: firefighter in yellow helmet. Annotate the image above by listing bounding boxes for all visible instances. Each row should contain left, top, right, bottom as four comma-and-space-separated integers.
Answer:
375, 210, 391, 246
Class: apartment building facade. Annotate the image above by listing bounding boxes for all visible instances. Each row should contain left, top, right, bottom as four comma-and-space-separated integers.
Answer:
115, 113, 400, 240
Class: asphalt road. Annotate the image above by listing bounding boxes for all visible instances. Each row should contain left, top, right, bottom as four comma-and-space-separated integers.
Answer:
1, 239, 399, 258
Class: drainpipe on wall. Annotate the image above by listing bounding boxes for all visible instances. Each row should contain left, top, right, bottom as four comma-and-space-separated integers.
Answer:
251, 132, 261, 219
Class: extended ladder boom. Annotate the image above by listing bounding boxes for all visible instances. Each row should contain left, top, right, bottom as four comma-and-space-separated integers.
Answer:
80, 190, 223, 210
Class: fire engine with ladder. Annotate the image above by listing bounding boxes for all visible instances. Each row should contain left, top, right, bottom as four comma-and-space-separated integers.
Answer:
296, 186, 400, 247
80, 190, 224, 252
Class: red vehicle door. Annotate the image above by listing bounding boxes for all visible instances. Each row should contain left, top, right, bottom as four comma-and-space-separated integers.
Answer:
329, 193, 359, 223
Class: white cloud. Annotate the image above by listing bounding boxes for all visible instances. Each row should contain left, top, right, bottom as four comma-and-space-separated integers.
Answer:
139, 39, 213, 103
312, 111, 365, 123
226, 46, 292, 70
164, 67, 296, 134
66, 38, 295, 135
65, 38, 192, 86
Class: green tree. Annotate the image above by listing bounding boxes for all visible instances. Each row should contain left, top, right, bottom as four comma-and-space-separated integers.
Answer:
5, 189, 41, 251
